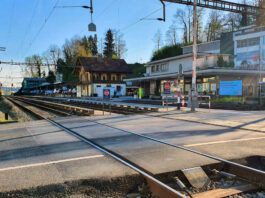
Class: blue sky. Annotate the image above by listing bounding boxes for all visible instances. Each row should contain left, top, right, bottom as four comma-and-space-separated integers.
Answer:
0, 0, 241, 86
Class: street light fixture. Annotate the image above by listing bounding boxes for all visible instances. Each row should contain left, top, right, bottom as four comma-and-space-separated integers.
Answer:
157, 0, 166, 22
55, 0, 96, 32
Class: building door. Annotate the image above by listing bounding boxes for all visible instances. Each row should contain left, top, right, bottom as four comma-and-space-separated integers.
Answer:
155, 80, 160, 96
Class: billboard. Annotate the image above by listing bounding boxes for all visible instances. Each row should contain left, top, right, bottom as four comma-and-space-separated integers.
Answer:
220, 80, 242, 96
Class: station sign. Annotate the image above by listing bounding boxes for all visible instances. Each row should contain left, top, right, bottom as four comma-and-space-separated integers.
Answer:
103, 88, 111, 99
164, 81, 171, 94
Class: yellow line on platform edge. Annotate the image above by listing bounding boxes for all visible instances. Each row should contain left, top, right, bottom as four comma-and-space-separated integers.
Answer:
0, 155, 104, 172
184, 136, 265, 147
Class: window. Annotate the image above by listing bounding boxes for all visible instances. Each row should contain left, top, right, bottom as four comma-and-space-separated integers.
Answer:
151, 66, 155, 73
237, 37, 260, 48
160, 64, 169, 72
156, 65, 160, 72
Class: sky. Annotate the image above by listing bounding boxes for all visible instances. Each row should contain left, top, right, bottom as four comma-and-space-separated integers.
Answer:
0, 0, 244, 87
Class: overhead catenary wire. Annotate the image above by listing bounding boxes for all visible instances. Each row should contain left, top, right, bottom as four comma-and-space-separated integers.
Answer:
23, 0, 60, 57
121, 8, 161, 32
77, 0, 118, 35
18, 0, 40, 59
5, 0, 16, 53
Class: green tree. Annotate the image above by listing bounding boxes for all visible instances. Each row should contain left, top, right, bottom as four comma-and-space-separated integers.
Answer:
127, 63, 145, 78
46, 71, 56, 83
151, 44, 183, 61
103, 29, 115, 58
57, 58, 78, 83
89, 35, 98, 56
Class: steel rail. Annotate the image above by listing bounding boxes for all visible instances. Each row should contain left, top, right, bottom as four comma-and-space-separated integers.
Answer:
83, 119, 265, 188
8, 96, 186, 198
11, 97, 265, 176
9, 96, 265, 188
48, 118, 187, 198
12, 97, 72, 117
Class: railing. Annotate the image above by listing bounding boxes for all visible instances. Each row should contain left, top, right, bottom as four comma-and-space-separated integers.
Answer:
162, 95, 211, 110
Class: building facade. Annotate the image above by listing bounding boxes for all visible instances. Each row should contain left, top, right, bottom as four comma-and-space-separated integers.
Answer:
76, 57, 130, 98
126, 26, 265, 98
233, 26, 265, 70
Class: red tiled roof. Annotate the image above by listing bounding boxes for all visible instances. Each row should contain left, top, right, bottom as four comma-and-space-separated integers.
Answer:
77, 57, 130, 73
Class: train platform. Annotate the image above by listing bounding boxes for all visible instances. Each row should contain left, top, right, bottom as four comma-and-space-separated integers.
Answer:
1, 110, 265, 192
150, 108, 265, 132
31, 96, 179, 112
0, 120, 135, 192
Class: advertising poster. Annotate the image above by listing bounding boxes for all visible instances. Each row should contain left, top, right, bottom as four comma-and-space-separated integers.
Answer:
220, 80, 243, 96
164, 82, 171, 94
103, 88, 111, 99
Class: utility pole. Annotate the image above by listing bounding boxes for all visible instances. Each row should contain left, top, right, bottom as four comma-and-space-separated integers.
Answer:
191, 0, 197, 112
259, 40, 263, 105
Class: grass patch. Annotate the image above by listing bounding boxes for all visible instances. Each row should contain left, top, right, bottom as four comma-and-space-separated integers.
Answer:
0, 97, 12, 113
212, 97, 245, 103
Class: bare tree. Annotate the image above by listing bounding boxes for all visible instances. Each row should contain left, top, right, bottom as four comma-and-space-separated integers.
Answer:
166, 24, 179, 45
153, 29, 163, 51
174, 9, 188, 44
24, 55, 43, 78
174, 7, 204, 44
204, 11, 224, 42
223, 13, 242, 32
43, 45, 61, 72
113, 29, 127, 58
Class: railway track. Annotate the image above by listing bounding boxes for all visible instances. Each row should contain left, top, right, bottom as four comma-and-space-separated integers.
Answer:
6, 96, 265, 197
21, 95, 157, 115
7, 96, 94, 117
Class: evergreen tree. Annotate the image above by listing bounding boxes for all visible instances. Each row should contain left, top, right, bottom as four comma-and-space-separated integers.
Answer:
88, 35, 98, 56
103, 29, 115, 58
46, 71, 56, 83
92, 34, 98, 56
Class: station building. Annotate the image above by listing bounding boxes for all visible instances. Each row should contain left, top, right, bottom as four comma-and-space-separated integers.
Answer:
76, 57, 130, 98
126, 26, 265, 98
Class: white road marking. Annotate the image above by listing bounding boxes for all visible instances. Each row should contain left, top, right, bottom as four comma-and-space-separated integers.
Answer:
184, 136, 265, 147
0, 155, 104, 172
